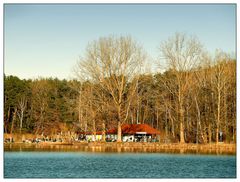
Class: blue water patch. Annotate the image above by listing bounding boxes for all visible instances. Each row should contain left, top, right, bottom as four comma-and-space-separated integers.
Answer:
4, 152, 236, 178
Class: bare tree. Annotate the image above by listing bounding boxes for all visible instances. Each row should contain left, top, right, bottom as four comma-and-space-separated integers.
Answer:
10, 108, 17, 135
31, 79, 50, 135
68, 80, 84, 131
17, 96, 27, 134
74, 36, 145, 142
211, 50, 231, 144
160, 33, 203, 143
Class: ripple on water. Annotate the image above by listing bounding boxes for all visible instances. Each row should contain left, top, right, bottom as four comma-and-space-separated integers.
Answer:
4, 152, 236, 178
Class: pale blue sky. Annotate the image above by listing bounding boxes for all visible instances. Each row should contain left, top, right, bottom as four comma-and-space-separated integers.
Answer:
4, 4, 236, 80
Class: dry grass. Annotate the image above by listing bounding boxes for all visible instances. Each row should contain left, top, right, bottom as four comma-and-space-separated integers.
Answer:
4, 140, 236, 155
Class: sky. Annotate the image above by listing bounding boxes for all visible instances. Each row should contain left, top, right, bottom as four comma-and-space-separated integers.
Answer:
4, 4, 236, 80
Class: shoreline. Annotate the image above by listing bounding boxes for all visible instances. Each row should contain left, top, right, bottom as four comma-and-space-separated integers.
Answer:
4, 142, 236, 155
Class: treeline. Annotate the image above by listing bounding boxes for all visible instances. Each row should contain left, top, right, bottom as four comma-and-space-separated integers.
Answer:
4, 76, 78, 135
4, 33, 236, 144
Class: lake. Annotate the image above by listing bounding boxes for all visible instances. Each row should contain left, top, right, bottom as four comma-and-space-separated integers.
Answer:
4, 151, 236, 178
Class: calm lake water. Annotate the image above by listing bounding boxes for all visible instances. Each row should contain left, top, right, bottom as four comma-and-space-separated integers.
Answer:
4, 151, 236, 178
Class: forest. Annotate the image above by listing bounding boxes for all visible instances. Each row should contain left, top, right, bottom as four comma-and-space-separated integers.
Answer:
4, 33, 236, 144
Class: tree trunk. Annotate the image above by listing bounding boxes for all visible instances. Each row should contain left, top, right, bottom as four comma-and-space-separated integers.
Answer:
136, 105, 139, 124
195, 96, 205, 144
117, 105, 122, 142
19, 110, 23, 134
5, 106, 11, 133
102, 122, 106, 142
180, 120, 185, 143
78, 105, 82, 128
168, 109, 175, 138
131, 111, 134, 124
203, 124, 208, 144
117, 121, 122, 142
208, 123, 212, 143
223, 88, 228, 143
165, 109, 168, 141
179, 104, 185, 143
186, 106, 189, 136
78, 91, 83, 129
216, 127, 219, 144
93, 119, 96, 141
178, 87, 185, 144
10, 108, 17, 134
216, 88, 221, 144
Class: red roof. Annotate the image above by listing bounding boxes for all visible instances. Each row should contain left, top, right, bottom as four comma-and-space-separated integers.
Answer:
107, 124, 160, 135
77, 124, 160, 135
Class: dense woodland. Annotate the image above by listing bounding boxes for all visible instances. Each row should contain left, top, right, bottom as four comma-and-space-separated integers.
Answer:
4, 33, 236, 144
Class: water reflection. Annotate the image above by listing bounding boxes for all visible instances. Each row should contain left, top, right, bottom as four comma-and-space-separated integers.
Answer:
4, 143, 235, 155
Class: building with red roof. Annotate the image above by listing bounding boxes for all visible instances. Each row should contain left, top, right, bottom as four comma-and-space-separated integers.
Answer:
107, 124, 160, 135
78, 124, 161, 142
106, 124, 160, 142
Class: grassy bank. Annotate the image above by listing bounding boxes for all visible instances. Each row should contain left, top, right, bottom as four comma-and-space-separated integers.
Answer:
4, 142, 236, 155
77, 142, 236, 155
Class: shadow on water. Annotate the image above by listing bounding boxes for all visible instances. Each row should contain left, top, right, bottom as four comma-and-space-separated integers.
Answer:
4, 143, 235, 155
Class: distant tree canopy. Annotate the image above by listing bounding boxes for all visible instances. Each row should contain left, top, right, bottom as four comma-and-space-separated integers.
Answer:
4, 34, 236, 144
